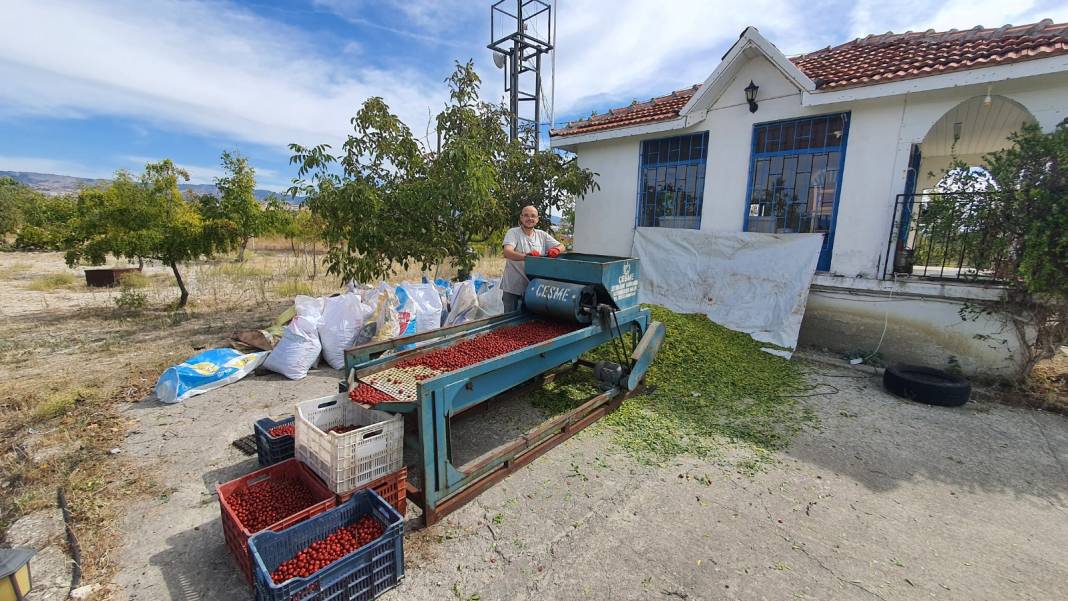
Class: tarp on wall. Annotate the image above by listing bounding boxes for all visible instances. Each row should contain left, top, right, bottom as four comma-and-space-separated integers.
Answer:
631, 228, 823, 357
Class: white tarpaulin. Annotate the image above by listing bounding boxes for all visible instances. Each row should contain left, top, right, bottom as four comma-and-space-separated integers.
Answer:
631, 228, 823, 357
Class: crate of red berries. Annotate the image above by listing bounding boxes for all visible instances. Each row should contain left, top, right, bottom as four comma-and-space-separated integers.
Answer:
337, 467, 407, 517
217, 458, 336, 583
255, 416, 296, 466
249, 489, 404, 601
295, 394, 404, 495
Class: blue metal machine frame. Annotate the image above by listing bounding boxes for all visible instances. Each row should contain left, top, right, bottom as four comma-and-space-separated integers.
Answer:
342, 254, 664, 525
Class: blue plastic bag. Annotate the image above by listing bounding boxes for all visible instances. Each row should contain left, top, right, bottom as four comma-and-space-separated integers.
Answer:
154, 348, 268, 404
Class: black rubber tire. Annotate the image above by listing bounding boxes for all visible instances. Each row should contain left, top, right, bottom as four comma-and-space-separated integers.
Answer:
883, 364, 971, 407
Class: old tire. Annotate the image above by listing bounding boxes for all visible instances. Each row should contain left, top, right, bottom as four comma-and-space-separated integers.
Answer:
883, 364, 971, 407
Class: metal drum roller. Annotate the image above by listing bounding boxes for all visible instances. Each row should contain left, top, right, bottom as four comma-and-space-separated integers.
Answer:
522, 278, 596, 324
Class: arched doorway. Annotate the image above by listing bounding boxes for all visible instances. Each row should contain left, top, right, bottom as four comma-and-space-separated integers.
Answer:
892, 96, 1037, 279
915, 95, 1037, 190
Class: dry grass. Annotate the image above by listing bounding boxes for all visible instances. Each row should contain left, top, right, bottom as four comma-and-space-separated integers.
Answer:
1028, 350, 1068, 413
116, 271, 153, 289
0, 262, 32, 279
26, 272, 77, 291
0, 246, 506, 592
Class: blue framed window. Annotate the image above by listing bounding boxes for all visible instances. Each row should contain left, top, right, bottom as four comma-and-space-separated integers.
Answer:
636, 132, 708, 229
744, 113, 849, 271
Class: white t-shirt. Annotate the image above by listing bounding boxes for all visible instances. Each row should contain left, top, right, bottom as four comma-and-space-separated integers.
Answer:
501, 226, 562, 295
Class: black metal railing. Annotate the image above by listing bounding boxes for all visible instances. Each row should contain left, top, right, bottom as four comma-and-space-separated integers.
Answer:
883, 192, 1014, 282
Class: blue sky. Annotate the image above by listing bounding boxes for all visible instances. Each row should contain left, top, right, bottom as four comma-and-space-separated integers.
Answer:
2, 0, 1066, 192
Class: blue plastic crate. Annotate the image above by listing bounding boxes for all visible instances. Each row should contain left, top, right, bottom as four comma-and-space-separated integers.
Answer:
249, 490, 404, 601
255, 416, 295, 467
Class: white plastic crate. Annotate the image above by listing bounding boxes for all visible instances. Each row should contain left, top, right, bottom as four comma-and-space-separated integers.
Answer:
294, 394, 404, 495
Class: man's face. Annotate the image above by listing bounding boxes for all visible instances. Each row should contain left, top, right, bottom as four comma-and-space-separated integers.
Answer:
520, 208, 538, 229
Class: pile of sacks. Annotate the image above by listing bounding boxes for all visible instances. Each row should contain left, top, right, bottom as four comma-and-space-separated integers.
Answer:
263, 278, 504, 380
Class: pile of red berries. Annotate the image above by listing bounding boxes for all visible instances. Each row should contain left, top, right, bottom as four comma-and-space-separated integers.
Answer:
227, 478, 321, 533
270, 515, 385, 583
267, 423, 294, 438
398, 321, 574, 373
348, 384, 395, 405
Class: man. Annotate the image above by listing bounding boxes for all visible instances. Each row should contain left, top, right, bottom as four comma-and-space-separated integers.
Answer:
501, 205, 566, 312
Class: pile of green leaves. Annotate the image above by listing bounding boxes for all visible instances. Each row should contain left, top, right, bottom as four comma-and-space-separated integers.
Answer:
529, 306, 815, 463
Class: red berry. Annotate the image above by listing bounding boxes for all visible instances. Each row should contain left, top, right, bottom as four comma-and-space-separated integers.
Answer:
268, 423, 294, 438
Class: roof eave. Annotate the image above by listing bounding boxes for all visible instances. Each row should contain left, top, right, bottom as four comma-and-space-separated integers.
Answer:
802, 52, 1068, 105
549, 116, 688, 150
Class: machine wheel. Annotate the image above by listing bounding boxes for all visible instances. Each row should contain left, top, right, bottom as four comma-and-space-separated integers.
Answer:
883, 364, 970, 407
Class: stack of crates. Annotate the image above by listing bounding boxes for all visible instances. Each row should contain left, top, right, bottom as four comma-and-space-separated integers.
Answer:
217, 459, 334, 583
249, 490, 405, 601
294, 394, 404, 495
254, 416, 296, 466
219, 392, 409, 599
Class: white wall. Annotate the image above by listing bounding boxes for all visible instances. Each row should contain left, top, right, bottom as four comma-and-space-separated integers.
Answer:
800, 285, 1029, 378
565, 56, 1068, 277
572, 138, 640, 256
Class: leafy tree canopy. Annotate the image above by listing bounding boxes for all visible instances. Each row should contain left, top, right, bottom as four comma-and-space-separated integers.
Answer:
290, 60, 599, 283
64, 160, 234, 307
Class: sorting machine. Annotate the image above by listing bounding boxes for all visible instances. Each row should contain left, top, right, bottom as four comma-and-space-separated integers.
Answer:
341, 254, 665, 525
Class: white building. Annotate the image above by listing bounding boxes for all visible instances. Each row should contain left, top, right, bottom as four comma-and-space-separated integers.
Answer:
551, 20, 1068, 378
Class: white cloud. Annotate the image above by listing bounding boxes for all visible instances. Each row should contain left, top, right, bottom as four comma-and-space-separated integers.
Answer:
849, 0, 1068, 40
2, 0, 1063, 160
0, 155, 114, 179
547, 1, 815, 121
121, 155, 278, 187
0, 0, 448, 152
547, 0, 1068, 125
311, 0, 478, 47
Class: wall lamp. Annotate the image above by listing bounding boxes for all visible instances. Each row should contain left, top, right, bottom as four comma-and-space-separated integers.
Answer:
744, 80, 759, 113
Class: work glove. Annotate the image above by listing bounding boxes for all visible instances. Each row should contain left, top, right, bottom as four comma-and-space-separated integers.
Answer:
528, 249, 541, 257
547, 247, 561, 258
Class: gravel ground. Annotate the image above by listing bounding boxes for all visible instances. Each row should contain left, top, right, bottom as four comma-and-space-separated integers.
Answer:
112, 363, 1068, 601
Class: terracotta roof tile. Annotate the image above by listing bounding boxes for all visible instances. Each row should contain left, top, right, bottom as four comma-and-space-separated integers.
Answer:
793, 18, 1068, 90
551, 19, 1068, 138
549, 86, 697, 138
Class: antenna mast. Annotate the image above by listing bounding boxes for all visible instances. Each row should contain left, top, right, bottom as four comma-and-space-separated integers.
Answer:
489, 0, 553, 150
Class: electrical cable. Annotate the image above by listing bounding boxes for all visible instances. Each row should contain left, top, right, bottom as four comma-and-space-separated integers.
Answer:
601, 306, 628, 368
610, 310, 628, 365
784, 383, 841, 398
858, 274, 895, 364
57, 487, 82, 593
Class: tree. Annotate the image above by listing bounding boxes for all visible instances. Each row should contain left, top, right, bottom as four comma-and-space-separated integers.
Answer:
64, 160, 233, 308
212, 151, 282, 261
290, 60, 599, 283
928, 121, 1068, 376
277, 206, 326, 278
0, 176, 31, 238
0, 177, 76, 249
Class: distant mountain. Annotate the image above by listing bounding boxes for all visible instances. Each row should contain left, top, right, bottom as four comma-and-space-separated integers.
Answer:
0, 170, 297, 203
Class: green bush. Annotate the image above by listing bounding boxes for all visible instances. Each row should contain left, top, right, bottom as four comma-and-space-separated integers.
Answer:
115, 285, 148, 313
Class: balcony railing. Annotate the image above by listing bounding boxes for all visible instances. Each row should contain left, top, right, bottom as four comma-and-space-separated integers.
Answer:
883, 192, 1015, 283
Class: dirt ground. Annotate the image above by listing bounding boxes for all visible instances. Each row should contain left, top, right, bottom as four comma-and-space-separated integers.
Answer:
4, 250, 1067, 601
109, 362, 1068, 601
